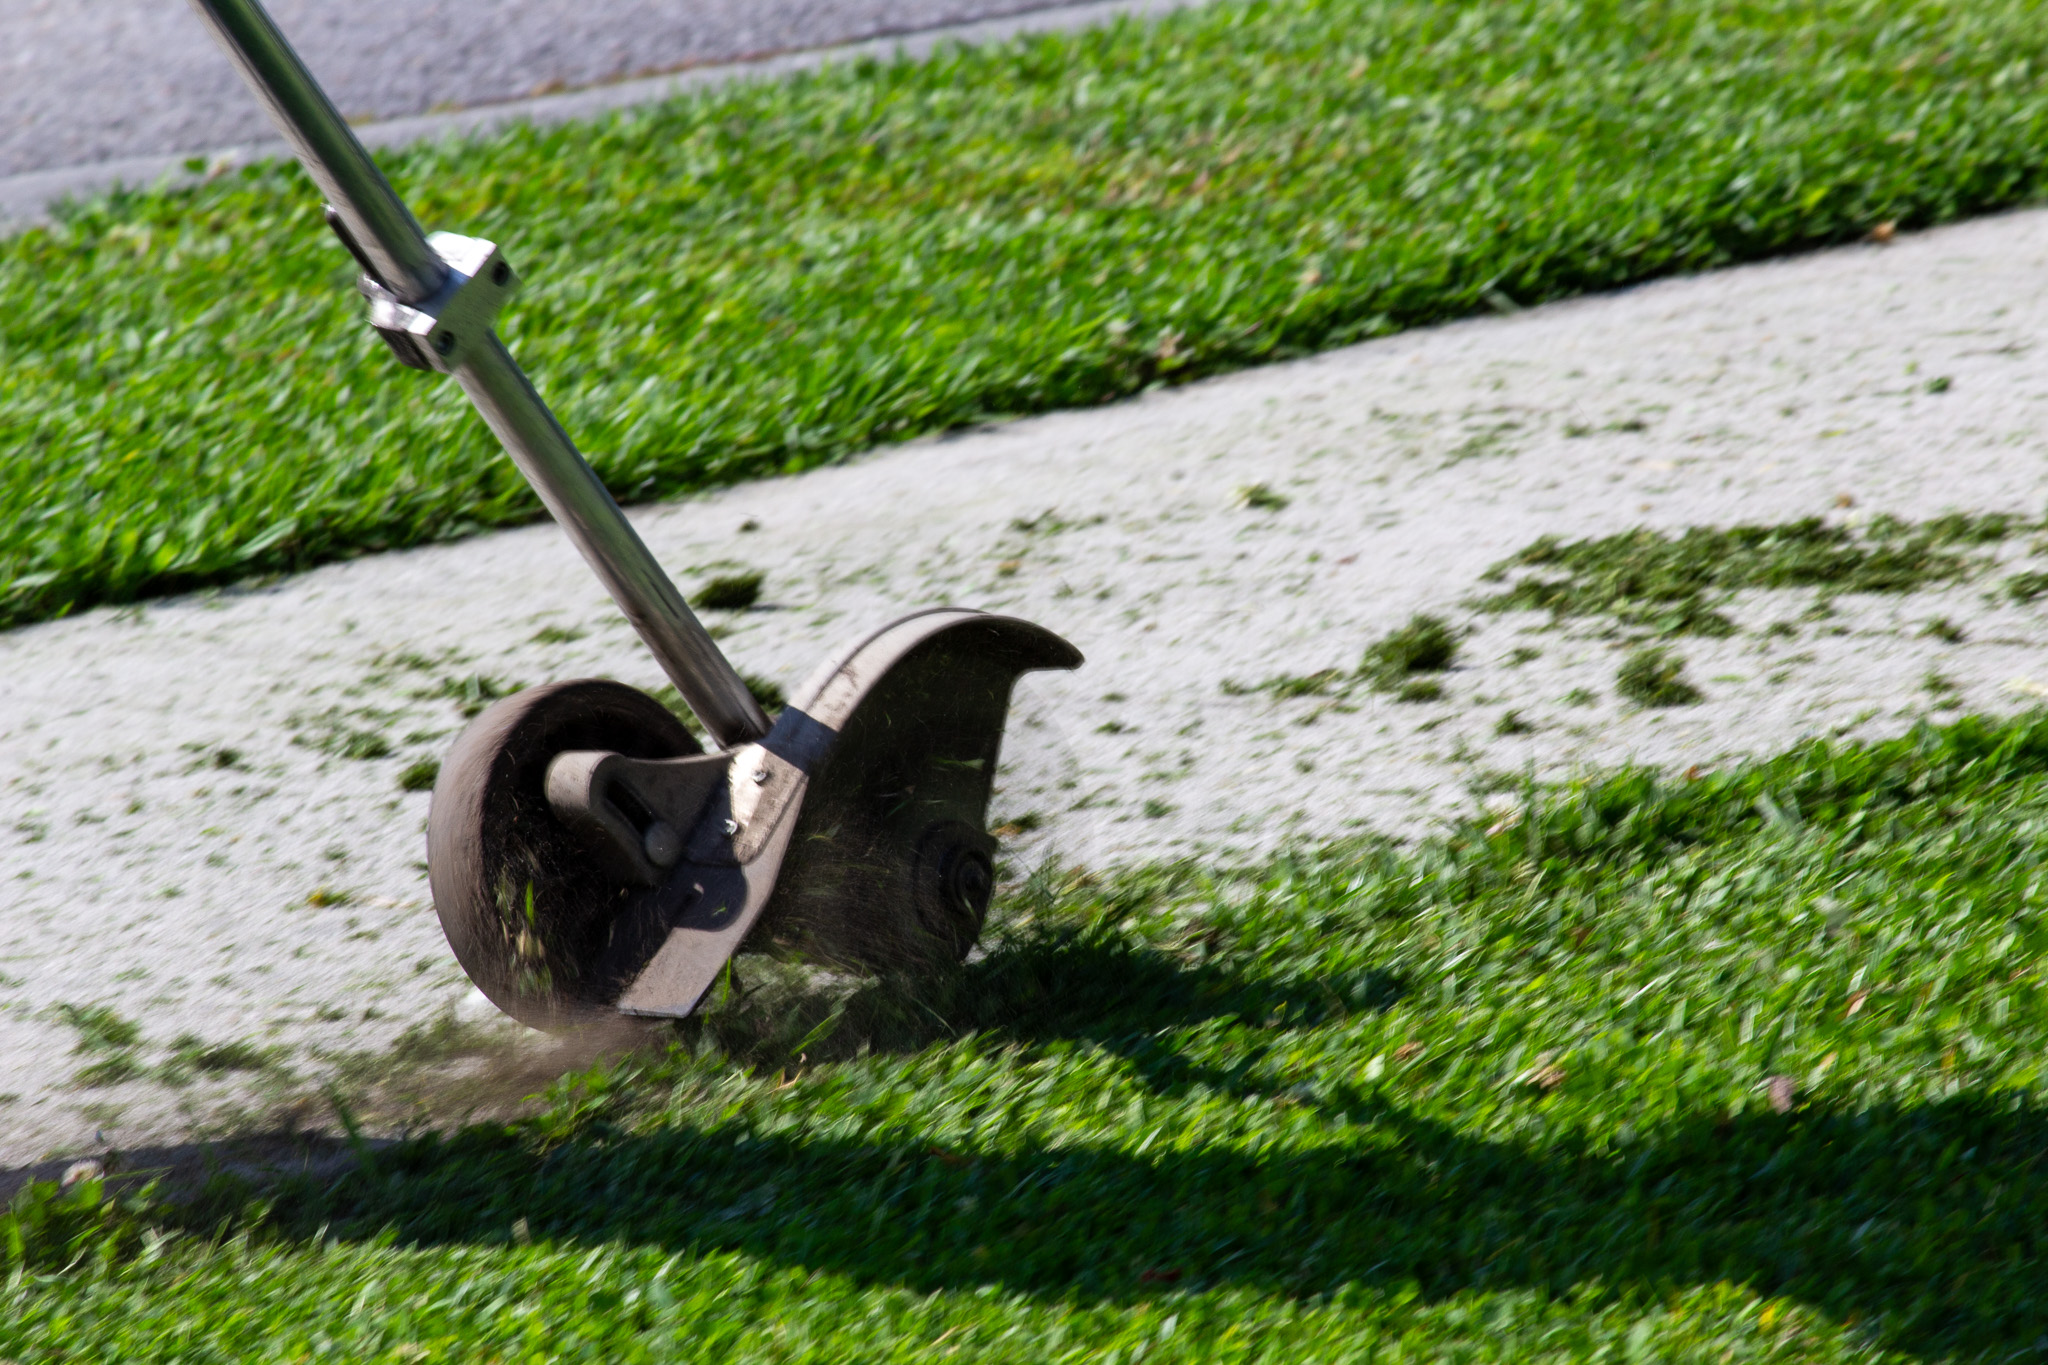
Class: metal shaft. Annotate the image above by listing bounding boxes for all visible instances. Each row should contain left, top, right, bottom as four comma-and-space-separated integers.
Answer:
456, 336, 771, 744
186, 0, 441, 302
185, 0, 771, 748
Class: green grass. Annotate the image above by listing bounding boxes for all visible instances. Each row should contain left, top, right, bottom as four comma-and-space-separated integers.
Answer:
11, 0, 2048, 628
12, 711, 2048, 1359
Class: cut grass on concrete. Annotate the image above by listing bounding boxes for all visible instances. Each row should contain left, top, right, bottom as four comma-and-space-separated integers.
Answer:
11, 711, 2048, 1359
12, 0, 2048, 629
691, 568, 766, 612
1474, 515, 2025, 636
1229, 612, 1460, 701
1359, 612, 1461, 688
1616, 643, 1702, 707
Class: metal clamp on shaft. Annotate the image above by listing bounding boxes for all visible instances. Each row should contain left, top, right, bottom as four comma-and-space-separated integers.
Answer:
323, 204, 516, 370
359, 232, 518, 372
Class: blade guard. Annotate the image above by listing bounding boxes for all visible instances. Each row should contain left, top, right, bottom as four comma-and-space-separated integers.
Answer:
600, 609, 1081, 1017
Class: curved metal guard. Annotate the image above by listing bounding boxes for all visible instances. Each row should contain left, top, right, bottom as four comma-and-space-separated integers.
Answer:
594, 610, 1082, 1017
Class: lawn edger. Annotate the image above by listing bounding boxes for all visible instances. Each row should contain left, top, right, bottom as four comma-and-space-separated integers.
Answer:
187, 0, 1082, 1031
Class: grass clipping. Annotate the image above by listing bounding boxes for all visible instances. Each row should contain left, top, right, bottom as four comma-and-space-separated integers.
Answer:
1616, 645, 1702, 708
1473, 514, 2020, 635
1228, 613, 1461, 704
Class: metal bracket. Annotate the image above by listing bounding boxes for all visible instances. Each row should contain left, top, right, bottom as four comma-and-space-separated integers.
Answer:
358, 231, 517, 372
609, 609, 1082, 1018
545, 749, 733, 887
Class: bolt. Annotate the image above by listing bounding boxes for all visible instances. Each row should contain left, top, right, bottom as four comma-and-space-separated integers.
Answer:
723, 818, 740, 836
642, 820, 681, 869
434, 330, 456, 356
752, 768, 770, 784
491, 260, 511, 286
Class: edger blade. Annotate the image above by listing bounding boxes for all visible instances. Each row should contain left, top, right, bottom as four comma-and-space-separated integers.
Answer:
593, 609, 1081, 1017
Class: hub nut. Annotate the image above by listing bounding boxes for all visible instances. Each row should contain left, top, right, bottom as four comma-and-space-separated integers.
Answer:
912, 820, 998, 961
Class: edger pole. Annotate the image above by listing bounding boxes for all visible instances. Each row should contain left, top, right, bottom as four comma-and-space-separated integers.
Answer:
187, 0, 771, 749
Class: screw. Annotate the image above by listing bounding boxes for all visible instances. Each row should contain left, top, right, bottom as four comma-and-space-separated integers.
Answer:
752, 768, 770, 784
723, 818, 740, 836
491, 260, 511, 286
434, 330, 456, 355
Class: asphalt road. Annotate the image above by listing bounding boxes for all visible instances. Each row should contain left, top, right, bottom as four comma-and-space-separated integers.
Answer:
0, 0, 1072, 178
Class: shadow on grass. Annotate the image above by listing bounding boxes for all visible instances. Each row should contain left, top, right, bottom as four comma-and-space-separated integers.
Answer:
676, 915, 1405, 1074
228, 928, 2048, 1360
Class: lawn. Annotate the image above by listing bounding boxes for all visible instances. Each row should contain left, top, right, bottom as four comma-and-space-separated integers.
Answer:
8, 0, 2048, 629
11, 0, 2048, 1355
8, 713, 2048, 1360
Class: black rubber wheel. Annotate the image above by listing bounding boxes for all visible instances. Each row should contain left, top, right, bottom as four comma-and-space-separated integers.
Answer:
427, 679, 698, 1031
